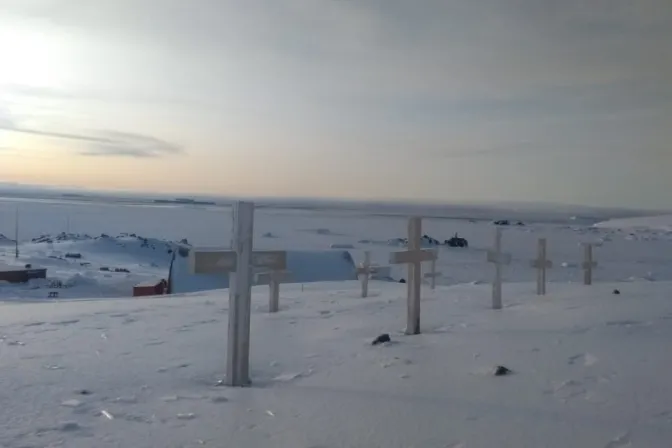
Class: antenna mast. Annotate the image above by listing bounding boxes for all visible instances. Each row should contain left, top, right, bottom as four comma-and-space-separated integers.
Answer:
15, 207, 19, 259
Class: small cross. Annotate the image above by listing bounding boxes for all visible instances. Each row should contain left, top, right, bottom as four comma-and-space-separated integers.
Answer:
487, 227, 511, 310
582, 243, 597, 285
423, 249, 441, 290
256, 269, 292, 313
530, 238, 553, 295
356, 251, 377, 298
188, 202, 288, 387
389, 217, 437, 335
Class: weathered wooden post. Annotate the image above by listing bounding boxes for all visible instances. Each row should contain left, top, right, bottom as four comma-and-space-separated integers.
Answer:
225, 201, 253, 386
189, 201, 286, 387
357, 251, 373, 298
531, 238, 552, 295
390, 217, 437, 335
423, 249, 441, 290
582, 243, 597, 286
487, 227, 511, 310
256, 269, 292, 313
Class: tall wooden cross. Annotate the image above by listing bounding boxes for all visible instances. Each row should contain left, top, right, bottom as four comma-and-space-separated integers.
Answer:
487, 227, 511, 310
389, 217, 437, 335
530, 238, 552, 295
256, 269, 292, 313
582, 243, 597, 286
423, 249, 441, 290
189, 201, 286, 387
356, 251, 375, 298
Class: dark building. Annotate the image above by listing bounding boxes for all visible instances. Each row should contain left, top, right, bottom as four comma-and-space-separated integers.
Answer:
0, 266, 47, 284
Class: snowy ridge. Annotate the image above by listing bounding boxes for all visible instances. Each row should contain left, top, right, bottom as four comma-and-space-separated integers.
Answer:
595, 214, 672, 232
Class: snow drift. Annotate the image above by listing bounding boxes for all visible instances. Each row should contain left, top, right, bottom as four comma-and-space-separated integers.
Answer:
594, 214, 672, 232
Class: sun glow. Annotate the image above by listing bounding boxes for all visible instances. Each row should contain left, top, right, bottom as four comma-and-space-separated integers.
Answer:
0, 22, 74, 88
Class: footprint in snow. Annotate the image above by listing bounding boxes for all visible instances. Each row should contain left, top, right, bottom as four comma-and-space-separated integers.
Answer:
273, 371, 313, 382
604, 433, 631, 448
568, 353, 599, 367
606, 320, 646, 328
51, 320, 80, 326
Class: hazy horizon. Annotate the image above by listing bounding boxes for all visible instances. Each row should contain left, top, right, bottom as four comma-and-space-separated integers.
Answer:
1, 1, 671, 209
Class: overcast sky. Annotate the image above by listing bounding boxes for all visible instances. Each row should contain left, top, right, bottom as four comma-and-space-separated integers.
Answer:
0, 0, 670, 208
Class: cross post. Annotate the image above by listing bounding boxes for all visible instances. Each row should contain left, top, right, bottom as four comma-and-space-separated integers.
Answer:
256, 269, 292, 313
423, 249, 441, 289
389, 217, 437, 335
356, 251, 375, 298
582, 243, 597, 286
189, 202, 286, 387
487, 227, 511, 310
530, 238, 552, 295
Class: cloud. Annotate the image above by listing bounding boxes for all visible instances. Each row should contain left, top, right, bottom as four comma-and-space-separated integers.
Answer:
0, 114, 182, 158
78, 131, 182, 158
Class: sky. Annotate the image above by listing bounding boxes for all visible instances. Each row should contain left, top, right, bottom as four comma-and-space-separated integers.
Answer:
0, 0, 671, 209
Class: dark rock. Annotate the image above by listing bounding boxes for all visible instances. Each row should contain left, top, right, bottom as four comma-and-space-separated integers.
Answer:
372, 334, 391, 345
613, 289, 621, 295
65, 253, 82, 259
494, 220, 510, 226
399, 278, 406, 284
24, 264, 32, 268
78, 389, 92, 395
516, 221, 525, 226
445, 233, 469, 248
493, 365, 513, 376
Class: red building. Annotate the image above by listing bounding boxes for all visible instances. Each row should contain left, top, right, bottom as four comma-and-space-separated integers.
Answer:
133, 279, 168, 297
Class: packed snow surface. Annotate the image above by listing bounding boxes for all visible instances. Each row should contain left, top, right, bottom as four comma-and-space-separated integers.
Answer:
595, 214, 672, 232
1, 280, 672, 447
1, 197, 672, 447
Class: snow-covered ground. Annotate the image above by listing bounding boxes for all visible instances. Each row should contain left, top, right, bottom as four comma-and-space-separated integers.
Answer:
595, 213, 672, 232
2, 196, 672, 446
2, 280, 672, 447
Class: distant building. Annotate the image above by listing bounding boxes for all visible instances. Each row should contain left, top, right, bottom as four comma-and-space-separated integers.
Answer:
167, 247, 358, 294
133, 279, 168, 297
0, 264, 47, 284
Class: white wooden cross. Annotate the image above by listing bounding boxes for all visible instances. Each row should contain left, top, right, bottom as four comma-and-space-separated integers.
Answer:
389, 217, 437, 335
530, 238, 552, 295
423, 249, 441, 290
189, 201, 286, 387
356, 251, 375, 298
256, 269, 292, 313
487, 227, 511, 310
582, 243, 597, 286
